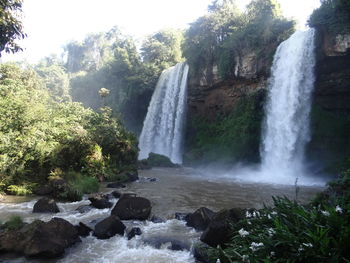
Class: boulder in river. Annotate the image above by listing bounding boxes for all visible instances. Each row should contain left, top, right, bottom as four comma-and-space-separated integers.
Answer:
111, 196, 152, 220
150, 215, 165, 223
93, 216, 126, 239
106, 182, 126, 188
88, 194, 112, 209
0, 217, 80, 258
75, 222, 93, 237
32, 197, 60, 213
127, 227, 142, 240
186, 207, 215, 231
200, 208, 245, 247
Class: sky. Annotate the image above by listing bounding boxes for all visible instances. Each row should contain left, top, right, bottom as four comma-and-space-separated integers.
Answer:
2, 0, 320, 63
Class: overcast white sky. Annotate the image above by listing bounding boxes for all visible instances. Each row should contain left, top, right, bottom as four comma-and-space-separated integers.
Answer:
2, 0, 320, 63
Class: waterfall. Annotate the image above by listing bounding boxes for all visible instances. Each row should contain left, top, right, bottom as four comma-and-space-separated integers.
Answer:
260, 29, 316, 180
138, 62, 189, 164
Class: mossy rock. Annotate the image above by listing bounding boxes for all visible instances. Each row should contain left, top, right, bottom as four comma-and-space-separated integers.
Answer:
142, 153, 179, 168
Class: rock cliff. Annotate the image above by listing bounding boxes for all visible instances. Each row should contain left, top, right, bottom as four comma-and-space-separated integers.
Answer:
185, 28, 350, 170
308, 29, 350, 171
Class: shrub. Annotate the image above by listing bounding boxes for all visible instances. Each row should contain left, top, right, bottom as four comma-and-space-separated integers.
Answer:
58, 172, 99, 201
4, 215, 24, 231
6, 184, 33, 196
210, 197, 350, 263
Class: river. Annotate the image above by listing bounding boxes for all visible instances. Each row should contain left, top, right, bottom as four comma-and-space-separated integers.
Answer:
0, 167, 323, 263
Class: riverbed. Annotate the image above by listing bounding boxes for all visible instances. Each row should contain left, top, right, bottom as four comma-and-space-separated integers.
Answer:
0, 167, 323, 263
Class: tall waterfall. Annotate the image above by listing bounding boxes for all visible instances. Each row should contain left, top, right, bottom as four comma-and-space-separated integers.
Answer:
138, 62, 189, 164
260, 29, 316, 179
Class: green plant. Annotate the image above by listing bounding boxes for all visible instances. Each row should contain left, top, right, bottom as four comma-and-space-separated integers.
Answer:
185, 92, 264, 165
59, 172, 99, 201
4, 215, 24, 231
309, 0, 350, 34
210, 197, 350, 263
6, 184, 33, 196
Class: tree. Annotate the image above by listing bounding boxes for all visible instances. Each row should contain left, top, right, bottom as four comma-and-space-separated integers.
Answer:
141, 28, 184, 69
0, 0, 25, 56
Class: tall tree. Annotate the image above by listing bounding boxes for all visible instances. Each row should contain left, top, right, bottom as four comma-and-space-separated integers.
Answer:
0, 0, 25, 56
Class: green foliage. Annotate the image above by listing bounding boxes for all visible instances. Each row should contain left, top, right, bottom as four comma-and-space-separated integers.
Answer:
6, 184, 34, 195
0, 0, 25, 55
309, 0, 350, 33
65, 26, 184, 133
183, 0, 295, 78
185, 92, 264, 165
141, 28, 184, 69
0, 64, 138, 196
58, 171, 99, 201
210, 196, 350, 263
144, 152, 178, 167
35, 62, 71, 102
4, 215, 24, 231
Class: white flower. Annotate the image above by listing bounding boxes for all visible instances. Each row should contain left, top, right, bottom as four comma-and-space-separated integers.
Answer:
216, 259, 221, 263
270, 251, 275, 257
267, 228, 276, 237
249, 242, 264, 252
298, 246, 304, 252
238, 228, 249, 237
246, 211, 252, 218
336, 205, 343, 213
302, 243, 313, 248
242, 255, 249, 262
321, 210, 330, 216
247, 221, 252, 225
267, 214, 272, 219
271, 211, 277, 215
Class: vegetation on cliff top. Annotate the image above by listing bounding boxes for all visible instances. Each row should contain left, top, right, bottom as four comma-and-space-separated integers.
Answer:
182, 0, 295, 79
309, 0, 350, 33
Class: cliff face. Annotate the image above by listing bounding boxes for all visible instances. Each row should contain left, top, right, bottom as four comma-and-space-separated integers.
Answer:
185, 29, 350, 170
184, 49, 271, 165
308, 30, 350, 171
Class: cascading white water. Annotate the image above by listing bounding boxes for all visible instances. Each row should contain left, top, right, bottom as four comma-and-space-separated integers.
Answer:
138, 62, 189, 164
260, 29, 316, 181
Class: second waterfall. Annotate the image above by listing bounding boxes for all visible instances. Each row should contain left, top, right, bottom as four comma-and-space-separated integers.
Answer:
138, 62, 189, 164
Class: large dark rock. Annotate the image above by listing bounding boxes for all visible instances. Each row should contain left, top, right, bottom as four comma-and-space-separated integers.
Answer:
111, 197, 151, 220
127, 227, 142, 240
0, 217, 80, 258
106, 182, 126, 188
193, 243, 215, 263
93, 216, 126, 239
150, 215, 165, 223
33, 197, 60, 213
145, 153, 179, 167
75, 222, 92, 237
125, 172, 139, 182
88, 194, 112, 209
186, 207, 215, 231
200, 208, 244, 248
111, 190, 122, 198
